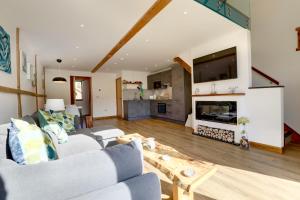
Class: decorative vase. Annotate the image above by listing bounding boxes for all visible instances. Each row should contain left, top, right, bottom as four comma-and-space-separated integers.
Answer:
240, 124, 250, 150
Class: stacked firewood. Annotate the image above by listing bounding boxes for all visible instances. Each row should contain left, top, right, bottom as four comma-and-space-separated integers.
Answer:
196, 125, 234, 144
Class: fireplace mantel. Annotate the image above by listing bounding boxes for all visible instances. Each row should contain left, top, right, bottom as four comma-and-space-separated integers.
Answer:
192, 93, 245, 97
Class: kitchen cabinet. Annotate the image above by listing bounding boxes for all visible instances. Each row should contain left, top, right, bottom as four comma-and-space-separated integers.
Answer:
147, 70, 172, 89
123, 100, 151, 120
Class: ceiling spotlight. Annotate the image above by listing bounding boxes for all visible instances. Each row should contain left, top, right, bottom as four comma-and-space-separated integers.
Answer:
183, 11, 188, 15
145, 39, 150, 43
120, 57, 125, 61
80, 24, 85, 28
75, 46, 79, 49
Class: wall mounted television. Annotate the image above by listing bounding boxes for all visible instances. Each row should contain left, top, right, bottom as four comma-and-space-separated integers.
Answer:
193, 47, 237, 83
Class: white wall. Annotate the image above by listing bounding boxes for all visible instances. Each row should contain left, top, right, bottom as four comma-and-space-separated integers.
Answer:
179, 29, 251, 144
180, 29, 252, 95
45, 69, 117, 118
246, 88, 284, 147
0, 17, 44, 123
251, 0, 300, 133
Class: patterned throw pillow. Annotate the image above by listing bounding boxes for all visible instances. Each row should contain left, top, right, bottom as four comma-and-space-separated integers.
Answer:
38, 110, 75, 133
43, 123, 68, 144
8, 118, 57, 165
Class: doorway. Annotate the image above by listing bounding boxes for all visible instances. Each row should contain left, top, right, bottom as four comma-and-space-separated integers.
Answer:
70, 76, 92, 116
116, 77, 122, 118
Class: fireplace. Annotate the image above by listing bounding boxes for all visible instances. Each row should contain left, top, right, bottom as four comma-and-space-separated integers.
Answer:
196, 101, 237, 125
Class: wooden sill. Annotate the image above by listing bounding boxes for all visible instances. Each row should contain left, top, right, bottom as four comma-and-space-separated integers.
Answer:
192, 93, 245, 97
297, 48, 300, 51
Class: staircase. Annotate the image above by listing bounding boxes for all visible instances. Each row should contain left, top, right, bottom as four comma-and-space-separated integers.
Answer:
252, 66, 300, 146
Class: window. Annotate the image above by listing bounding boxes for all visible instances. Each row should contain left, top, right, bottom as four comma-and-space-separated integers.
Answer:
75, 81, 83, 100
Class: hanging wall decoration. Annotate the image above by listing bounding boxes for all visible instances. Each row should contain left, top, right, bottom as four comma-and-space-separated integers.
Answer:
21, 50, 27, 73
0, 26, 11, 74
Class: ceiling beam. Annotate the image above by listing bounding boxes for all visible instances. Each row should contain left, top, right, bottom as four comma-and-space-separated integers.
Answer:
174, 57, 191, 74
91, 0, 172, 73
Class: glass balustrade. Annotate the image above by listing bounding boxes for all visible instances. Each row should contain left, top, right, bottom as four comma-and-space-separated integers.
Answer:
194, 0, 250, 29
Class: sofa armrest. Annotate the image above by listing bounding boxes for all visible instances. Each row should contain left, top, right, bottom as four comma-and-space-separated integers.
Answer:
0, 142, 143, 200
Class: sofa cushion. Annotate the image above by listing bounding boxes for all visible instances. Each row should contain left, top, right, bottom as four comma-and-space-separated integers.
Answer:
43, 123, 69, 144
8, 119, 57, 165
70, 173, 161, 200
0, 142, 143, 200
56, 134, 102, 158
21, 115, 37, 125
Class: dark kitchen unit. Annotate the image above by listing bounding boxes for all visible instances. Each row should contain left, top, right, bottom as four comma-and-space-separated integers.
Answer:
123, 64, 192, 124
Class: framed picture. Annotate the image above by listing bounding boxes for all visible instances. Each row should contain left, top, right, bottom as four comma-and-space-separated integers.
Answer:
21, 50, 27, 73
0, 26, 11, 74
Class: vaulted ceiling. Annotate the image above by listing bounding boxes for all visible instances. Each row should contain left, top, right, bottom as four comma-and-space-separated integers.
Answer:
1, 0, 241, 73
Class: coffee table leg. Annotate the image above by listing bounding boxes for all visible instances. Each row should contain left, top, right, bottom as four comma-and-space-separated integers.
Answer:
188, 191, 194, 200
172, 183, 184, 200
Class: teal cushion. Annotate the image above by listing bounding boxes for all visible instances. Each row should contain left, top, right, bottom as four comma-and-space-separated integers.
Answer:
38, 110, 75, 133
38, 110, 69, 144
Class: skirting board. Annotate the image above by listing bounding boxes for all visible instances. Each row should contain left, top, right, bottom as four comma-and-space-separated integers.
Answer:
93, 116, 117, 120
250, 142, 284, 154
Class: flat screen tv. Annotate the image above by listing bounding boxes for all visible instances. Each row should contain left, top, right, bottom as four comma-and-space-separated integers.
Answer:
193, 47, 237, 83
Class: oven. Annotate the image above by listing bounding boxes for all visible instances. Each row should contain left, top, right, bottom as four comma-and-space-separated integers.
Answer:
158, 103, 167, 114
153, 81, 162, 89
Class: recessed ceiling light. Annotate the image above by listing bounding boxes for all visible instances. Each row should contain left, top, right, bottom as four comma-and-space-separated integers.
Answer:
80, 24, 85, 28
167, 59, 171, 62
126, 53, 129, 56
120, 57, 125, 61
145, 39, 150, 43
183, 11, 188, 15
75, 46, 79, 49
114, 62, 118, 65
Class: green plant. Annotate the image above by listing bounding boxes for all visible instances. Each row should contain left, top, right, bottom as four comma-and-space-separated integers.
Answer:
238, 117, 250, 125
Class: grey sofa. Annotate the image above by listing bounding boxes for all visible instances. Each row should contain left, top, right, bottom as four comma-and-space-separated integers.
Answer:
0, 142, 161, 200
0, 115, 161, 200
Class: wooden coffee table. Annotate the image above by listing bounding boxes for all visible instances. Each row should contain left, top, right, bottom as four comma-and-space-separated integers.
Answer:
117, 134, 217, 200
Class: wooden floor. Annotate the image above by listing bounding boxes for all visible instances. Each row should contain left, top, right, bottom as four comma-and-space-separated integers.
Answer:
94, 118, 300, 200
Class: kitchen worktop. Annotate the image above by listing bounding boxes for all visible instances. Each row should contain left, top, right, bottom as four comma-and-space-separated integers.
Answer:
123, 99, 172, 101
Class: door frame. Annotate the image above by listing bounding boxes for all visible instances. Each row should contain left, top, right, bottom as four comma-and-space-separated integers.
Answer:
116, 77, 122, 118
70, 76, 93, 116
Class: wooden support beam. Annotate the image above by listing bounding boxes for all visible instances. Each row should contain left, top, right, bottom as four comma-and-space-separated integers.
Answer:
16, 27, 22, 118
91, 0, 172, 73
35, 55, 38, 110
296, 27, 300, 51
0, 85, 46, 97
174, 57, 192, 74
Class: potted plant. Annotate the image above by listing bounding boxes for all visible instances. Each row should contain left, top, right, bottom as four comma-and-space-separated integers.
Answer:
238, 117, 250, 150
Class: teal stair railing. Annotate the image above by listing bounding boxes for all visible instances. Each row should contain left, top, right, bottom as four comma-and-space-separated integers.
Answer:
194, 0, 250, 29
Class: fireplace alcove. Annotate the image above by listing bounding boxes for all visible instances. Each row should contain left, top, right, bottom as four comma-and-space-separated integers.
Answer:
194, 101, 237, 144
196, 101, 237, 125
